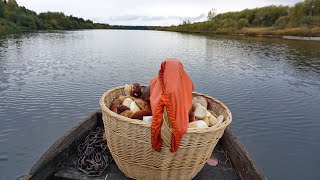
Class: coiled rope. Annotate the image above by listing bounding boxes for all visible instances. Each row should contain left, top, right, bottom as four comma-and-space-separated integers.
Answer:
75, 127, 113, 176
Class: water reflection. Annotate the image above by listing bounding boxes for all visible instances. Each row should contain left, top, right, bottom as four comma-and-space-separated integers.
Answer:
207, 34, 320, 74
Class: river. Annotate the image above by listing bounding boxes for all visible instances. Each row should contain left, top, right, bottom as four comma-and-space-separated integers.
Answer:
0, 30, 320, 180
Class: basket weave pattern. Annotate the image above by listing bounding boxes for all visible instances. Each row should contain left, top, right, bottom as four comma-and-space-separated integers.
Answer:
100, 86, 232, 180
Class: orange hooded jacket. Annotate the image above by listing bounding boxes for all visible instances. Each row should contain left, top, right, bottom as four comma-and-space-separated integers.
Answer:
150, 58, 194, 152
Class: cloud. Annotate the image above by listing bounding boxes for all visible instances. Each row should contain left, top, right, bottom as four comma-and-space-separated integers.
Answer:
17, 0, 303, 26
264, 0, 301, 5
106, 14, 206, 25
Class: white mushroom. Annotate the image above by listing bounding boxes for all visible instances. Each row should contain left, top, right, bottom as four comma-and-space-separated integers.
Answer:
192, 103, 202, 111
206, 110, 212, 118
217, 115, 224, 126
188, 120, 208, 128
194, 105, 207, 120
203, 117, 210, 126
129, 101, 140, 113
124, 84, 132, 96
208, 115, 218, 126
122, 98, 133, 107
143, 116, 153, 123
192, 97, 198, 104
196, 96, 208, 109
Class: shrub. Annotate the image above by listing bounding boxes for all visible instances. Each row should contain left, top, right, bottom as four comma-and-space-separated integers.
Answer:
274, 16, 290, 28
237, 18, 249, 29
302, 16, 320, 26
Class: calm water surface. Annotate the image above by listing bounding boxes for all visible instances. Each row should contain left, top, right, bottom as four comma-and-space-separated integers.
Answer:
0, 30, 320, 180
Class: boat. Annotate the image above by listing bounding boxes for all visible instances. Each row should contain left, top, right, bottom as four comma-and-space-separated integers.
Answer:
22, 110, 264, 180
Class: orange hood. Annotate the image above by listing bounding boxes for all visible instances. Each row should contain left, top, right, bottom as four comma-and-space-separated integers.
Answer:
150, 58, 194, 152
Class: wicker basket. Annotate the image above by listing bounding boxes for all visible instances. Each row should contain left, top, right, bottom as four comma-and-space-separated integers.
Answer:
100, 86, 232, 180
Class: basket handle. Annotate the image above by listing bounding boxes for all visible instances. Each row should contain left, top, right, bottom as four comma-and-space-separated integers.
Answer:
160, 108, 173, 148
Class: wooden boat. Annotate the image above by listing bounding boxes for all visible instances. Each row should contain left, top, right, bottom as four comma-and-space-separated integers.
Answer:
22, 110, 264, 180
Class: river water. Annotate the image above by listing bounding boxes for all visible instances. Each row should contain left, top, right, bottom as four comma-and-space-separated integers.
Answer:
0, 30, 319, 180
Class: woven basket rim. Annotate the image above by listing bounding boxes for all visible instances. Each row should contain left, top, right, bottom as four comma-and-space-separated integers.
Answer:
99, 86, 232, 134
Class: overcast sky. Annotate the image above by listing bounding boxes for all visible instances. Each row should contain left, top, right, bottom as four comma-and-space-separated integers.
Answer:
17, 0, 302, 26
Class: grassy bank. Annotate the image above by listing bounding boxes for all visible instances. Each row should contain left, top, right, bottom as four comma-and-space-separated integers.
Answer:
158, 0, 320, 37
159, 26, 320, 37
160, 27, 320, 37
239, 27, 320, 37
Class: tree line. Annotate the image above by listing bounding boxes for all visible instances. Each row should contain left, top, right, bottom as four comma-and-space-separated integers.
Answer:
0, 0, 110, 34
158, 0, 320, 36
1, 0, 320, 36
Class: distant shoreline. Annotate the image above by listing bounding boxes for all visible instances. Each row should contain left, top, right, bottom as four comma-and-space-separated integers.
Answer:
157, 27, 320, 42
239, 33, 320, 41
155, 0, 320, 41
2, 29, 320, 42
282, 35, 320, 41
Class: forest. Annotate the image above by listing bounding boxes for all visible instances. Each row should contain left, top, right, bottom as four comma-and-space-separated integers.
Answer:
0, 0, 110, 34
158, 0, 320, 36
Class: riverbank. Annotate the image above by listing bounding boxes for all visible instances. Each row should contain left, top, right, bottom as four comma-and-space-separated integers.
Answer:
157, 26, 320, 41
239, 27, 320, 37
156, 0, 320, 40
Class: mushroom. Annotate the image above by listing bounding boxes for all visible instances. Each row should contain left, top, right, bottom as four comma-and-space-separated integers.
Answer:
117, 105, 130, 114
122, 98, 134, 107
194, 105, 207, 120
192, 96, 208, 109
120, 110, 133, 118
188, 120, 208, 128
124, 84, 132, 96
196, 96, 208, 109
217, 115, 224, 126
131, 83, 142, 98
142, 116, 153, 123
130, 110, 152, 120
189, 111, 196, 122
129, 101, 140, 113
208, 115, 218, 126
192, 103, 202, 111
141, 86, 150, 102
134, 99, 149, 110
110, 104, 118, 113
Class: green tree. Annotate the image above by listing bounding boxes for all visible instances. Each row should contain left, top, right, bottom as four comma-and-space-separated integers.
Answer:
304, 0, 320, 16
237, 18, 249, 29
0, 0, 4, 17
289, 2, 307, 26
8, 0, 17, 5
274, 16, 290, 28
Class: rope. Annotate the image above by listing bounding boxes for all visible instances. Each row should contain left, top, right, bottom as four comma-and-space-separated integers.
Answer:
75, 127, 113, 177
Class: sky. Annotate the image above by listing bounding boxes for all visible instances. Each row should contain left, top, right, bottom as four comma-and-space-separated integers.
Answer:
17, 0, 303, 26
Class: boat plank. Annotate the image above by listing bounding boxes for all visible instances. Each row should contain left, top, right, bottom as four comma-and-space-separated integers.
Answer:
23, 110, 264, 180
220, 128, 265, 180
54, 142, 241, 180
24, 111, 102, 180
54, 166, 107, 180
193, 143, 241, 180
54, 147, 129, 180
